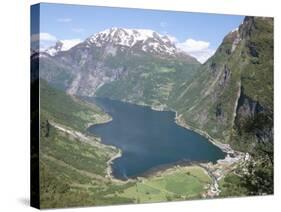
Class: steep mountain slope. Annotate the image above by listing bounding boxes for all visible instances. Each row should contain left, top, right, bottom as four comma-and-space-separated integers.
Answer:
171, 17, 273, 150
40, 79, 111, 132
35, 28, 200, 108
171, 17, 273, 196
39, 80, 135, 207
94, 51, 199, 108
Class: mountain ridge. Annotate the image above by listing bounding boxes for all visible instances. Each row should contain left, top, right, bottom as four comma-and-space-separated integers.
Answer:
41, 27, 199, 62
33, 15, 274, 200
35, 27, 200, 105
33, 17, 273, 148
170, 16, 273, 151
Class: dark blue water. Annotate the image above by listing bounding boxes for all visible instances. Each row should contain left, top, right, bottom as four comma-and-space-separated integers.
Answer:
87, 98, 226, 180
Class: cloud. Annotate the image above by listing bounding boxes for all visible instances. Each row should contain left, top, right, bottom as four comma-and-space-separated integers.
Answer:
176, 38, 215, 63
177, 39, 210, 52
162, 34, 215, 63
30, 32, 81, 51
31, 32, 57, 42
60, 39, 82, 51
31, 33, 58, 50
57, 18, 72, 23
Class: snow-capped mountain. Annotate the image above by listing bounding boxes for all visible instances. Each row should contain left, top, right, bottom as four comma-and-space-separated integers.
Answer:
85, 27, 178, 56
41, 28, 187, 58
35, 27, 199, 98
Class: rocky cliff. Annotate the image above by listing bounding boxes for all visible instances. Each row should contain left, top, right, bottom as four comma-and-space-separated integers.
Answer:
170, 16, 273, 151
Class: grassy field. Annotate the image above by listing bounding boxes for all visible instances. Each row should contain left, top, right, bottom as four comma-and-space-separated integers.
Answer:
120, 166, 211, 203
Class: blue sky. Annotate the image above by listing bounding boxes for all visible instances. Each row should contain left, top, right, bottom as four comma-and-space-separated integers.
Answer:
31, 3, 244, 62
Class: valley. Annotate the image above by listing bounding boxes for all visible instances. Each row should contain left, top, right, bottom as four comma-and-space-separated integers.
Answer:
33, 16, 273, 208
38, 81, 218, 207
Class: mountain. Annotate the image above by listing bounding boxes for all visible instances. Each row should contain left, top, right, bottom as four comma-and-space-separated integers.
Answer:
170, 16, 273, 151
86, 28, 178, 56
169, 16, 273, 196
44, 41, 64, 56
36, 27, 200, 108
33, 16, 274, 200
35, 19, 273, 150
84, 27, 197, 60
38, 79, 130, 207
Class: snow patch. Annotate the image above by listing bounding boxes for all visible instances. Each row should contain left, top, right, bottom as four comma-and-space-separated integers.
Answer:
45, 48, 58, 56
87, 27, 177, 56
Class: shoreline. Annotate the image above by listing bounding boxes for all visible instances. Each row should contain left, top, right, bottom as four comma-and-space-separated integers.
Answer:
86, 114, 113, 129
106, 148, 122, 178
174, 112, 234, 155
104, 147, 137, 184
147, 106, 247, 197
128, 160, 208, 179
88, 97, 238, 157
146, 103, 235, 155
173, 112, 246, 197
85, 98, 246, 196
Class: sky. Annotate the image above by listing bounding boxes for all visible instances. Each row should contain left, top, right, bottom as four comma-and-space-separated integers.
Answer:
31, 3, 244, 63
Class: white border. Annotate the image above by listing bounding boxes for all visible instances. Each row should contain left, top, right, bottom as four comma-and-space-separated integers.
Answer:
0, 0, 280, 211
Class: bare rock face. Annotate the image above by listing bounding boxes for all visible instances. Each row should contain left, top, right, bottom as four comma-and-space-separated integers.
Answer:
236, 87, 264, 119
